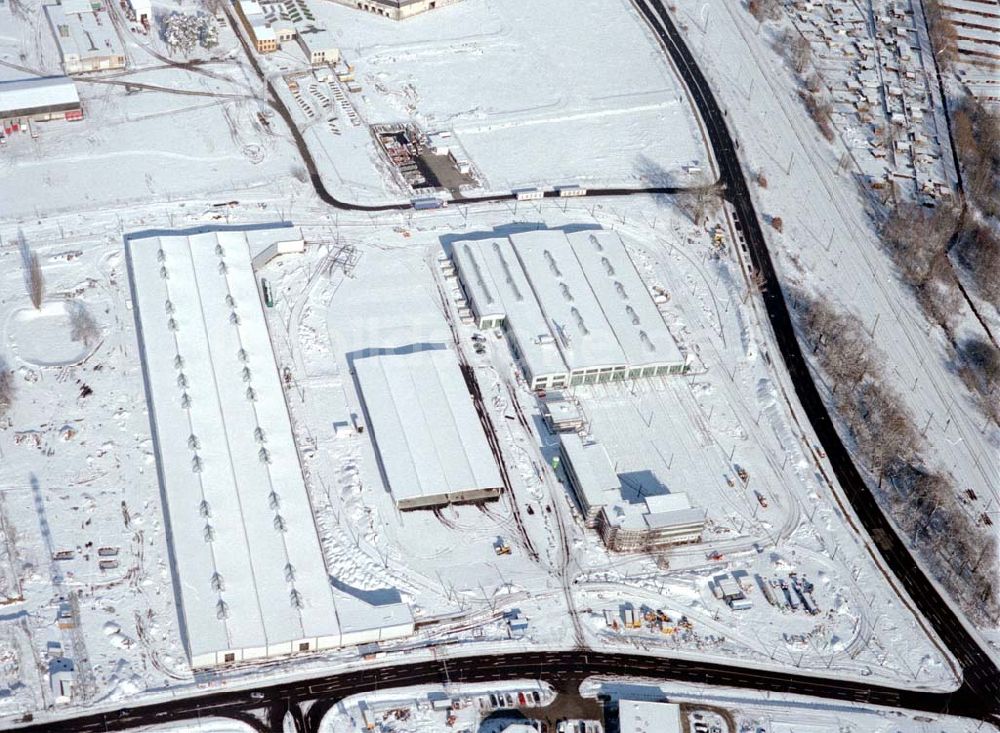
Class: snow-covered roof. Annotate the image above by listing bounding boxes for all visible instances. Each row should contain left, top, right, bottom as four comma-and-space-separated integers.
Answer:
559, 433, 621, 512
298, 27, 339, 53
0, 76, 79, 116
510, 230, 627, 372
45, 4, 125, 69
453, 237, 567, 380
352, 345, 503, 506
127, 229, 341, 664
617, 700, 683, 733
453, 229, 684, 382
566, 229, 684, 368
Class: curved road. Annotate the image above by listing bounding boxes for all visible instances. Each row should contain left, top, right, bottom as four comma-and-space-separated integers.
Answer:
11, 650, 986, 733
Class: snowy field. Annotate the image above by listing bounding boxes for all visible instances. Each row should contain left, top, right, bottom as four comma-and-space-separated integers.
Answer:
261, 0, 710, 201
666, 0, 1000, 647
584, 678, 999, 733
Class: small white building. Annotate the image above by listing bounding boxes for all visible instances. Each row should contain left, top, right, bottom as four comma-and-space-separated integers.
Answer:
49, 657, 75, 701
618, 701, 682, 733
297, 28, 340, 64
127, 0, 151, 24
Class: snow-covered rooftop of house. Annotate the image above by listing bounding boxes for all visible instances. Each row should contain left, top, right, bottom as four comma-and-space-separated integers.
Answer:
351, 345, 503, 506
126, 228, 341, 665
298, 27, 339, 52
617, 700, 683, 733
0, 76, 79, 115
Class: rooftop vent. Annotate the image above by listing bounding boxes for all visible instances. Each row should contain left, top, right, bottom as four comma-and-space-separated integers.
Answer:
601, 257, 615, 276
589, 233, 603, 251
544, 249, 562, 278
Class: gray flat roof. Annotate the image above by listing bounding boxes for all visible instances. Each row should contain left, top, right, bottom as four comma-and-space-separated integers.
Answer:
353, 345, 503, 505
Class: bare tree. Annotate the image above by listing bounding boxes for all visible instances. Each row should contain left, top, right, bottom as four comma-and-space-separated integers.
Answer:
789, 34, 812, 74
748, 0, 781, 22
955, 223, 1000, 307
0, 357, 13, 419
675, 184, 723, 225
69, 303, 100, 348
18, 235, 45, 310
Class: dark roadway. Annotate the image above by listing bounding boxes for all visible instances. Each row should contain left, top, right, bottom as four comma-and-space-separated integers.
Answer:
19, 3, 998, 732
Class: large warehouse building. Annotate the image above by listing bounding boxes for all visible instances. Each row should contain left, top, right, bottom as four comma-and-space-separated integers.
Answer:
351, 345, 504, 510
559, 433, 706, 552
126, 227, 412, 667
452, 229, 688, 392
0, 76, 81, 127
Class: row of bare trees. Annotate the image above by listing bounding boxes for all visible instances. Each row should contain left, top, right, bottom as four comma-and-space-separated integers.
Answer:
952, 98, 1000, 219
799, 294, 999, 624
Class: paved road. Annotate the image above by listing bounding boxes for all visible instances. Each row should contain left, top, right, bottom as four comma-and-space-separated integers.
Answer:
633, 0, 1000, 717
11, 650, 982, 733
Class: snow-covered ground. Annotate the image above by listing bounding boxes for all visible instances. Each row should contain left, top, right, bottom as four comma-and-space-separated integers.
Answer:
0, 194, 965, 726
0, 0, 990, 724
666, 0, 999, 648
256, 0, 711, 202
126, 719, 258, 733
583, 678, 999, 733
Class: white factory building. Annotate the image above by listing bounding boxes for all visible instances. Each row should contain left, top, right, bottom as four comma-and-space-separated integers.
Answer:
45, 2, 126, 74
126, 227, 412, 667
559, 433, 706, 552
0, 76, 82, 127
452, 229, 688, 392
351, 345, 504, 510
